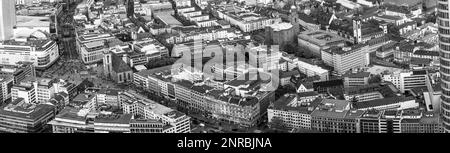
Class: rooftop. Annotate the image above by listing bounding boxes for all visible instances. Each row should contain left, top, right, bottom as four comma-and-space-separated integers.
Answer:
155, 14, 183, 26
271, 95, 321, 114
0, 98, 55, 120
16, 16, 51, 28
267, 22, 293, 31
353, 96, 416, 110
298, 30, 346, 47
95, 114, 133, 124
342, 72, 371, 78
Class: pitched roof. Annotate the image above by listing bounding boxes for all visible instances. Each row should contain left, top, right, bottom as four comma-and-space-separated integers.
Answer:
111, 53, 132, 73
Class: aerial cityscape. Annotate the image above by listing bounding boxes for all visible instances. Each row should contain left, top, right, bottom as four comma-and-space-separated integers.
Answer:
0, 0, 448, 134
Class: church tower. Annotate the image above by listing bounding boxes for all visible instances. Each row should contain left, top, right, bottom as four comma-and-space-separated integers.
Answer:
289, 5, 299, 25
352, 17, 362, 44
103, 50, 113, 79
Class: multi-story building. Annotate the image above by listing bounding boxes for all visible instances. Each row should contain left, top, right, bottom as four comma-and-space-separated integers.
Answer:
79, 40, 106, 64
297, 30, 347, 57
353, 96, 419, 111
359, 109, 382, 133
296, 59, 329, 81
134, 65, 275, 128
118, 90, 191, 133
382, 69, 428, 93
91, 88, 121, 107
379, 110, 403, 133
12, 77, 75, 104
265, 22, 299, 50
344, 83, 399, 102
438, 0, 450, 132
0, 39, 59, 69
0, 62, 36, 84
214, 5, 278, 33
343, 71, 370, 88
76, 29, 115, 64
310, 99, 364, 133
248, 45, 282, 71
11, 82, 36, 104
69, 93, 97, 112
0, 98, 55, 133
268, 94, 321, 130
359, 109, 444, 133
48, 108, 175, 133
130, 38, 169, 65
0, 0, 15, 41
175, 0, 191, 7
322, 45, 370, 75
0, 75, 13, 104
94, 113, 133, 133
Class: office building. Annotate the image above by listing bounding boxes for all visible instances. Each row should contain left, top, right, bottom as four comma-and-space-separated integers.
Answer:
359, 109, 382, 133
12, 77, 75, 104
310, 99, 364, 133
343, 71, 370, 88
0, 75, 14, 104
0, 0, 15, 41
265, 22, 299, 50
296, 59, 329, 81
48, 108, 174, 133
438, 0, 450, 132
297, 30, 346, 57
214, 4, 278, 32
118, 90, 191, 133
0, 98, 55, 133
268, 94, 321, 130
11, 82, 36, 104
382, 69, 428, 93
75, 29, 115, 64
322, 45, 370, 75
0, 62, 36, 83
0, 39, 60, 69
353, 96, 419, 111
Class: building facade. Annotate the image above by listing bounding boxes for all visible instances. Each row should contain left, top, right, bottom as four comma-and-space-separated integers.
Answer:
0, 40, 59, 69
438, 0, 450, 132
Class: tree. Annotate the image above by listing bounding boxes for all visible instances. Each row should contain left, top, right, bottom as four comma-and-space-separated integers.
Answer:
426, 14, 437, 23
283, 44, 297, 54
368, 74, 382, 84
387, 24, 400, 36
275, 85, 297, 99
268, 116, 287, 130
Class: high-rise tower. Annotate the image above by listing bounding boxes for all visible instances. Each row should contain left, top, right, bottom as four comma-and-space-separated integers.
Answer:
0, 0, 15, 41
439, 0, 450, 132
126, 0, 134, 18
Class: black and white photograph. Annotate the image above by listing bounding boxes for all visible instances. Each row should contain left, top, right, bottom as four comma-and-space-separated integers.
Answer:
0, 0, 447, 152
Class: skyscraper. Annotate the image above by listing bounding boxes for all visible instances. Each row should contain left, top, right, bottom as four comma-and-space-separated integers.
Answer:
0, 0, 15, 41
439, 0, 450, 132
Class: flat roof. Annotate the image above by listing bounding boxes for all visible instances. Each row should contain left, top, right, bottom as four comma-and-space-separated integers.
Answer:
95, 114, 132, 124
0, 99, 55, 121
156, 14, 183, 26
16, 16, 51, 28
298, 30, 346, 47
268, 22, 293, 31
354, 96, 416, 109
272, 95, 321, 114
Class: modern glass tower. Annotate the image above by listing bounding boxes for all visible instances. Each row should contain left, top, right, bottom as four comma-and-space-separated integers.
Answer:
439, 0, 450, 132
0, 0, 15, 41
